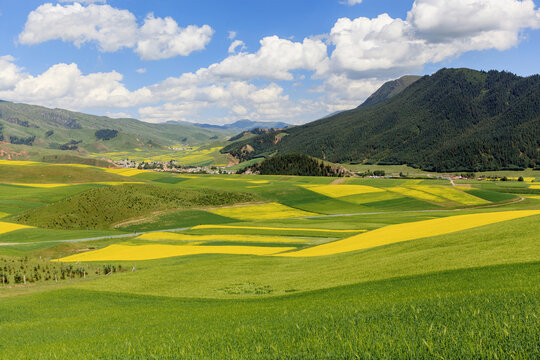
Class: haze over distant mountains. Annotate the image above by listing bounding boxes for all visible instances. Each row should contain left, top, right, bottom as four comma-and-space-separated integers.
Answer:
170, 120, 292, 131
223, 68, 540, 172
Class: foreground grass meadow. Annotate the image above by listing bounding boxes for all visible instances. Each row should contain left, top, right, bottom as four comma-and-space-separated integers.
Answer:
0, 161, 539, 359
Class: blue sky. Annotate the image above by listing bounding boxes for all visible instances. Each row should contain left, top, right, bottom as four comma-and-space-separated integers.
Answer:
0, 0, 539, 124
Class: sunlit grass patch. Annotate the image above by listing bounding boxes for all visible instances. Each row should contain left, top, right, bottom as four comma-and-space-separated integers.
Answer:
282, 210, 540, 257
137, 232, 307, 243
191, 225, 364, 233
209, 203, 316, 221
300, 184, 384, 198
412, 185, 489, 205
387, 186, 447, 203
55, 244, 295, 262
0, 222, 34, 235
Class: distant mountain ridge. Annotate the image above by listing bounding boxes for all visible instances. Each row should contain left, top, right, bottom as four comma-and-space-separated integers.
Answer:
222, 68, 540, 172
0, 102, 232, 158
191, 119, 291, 131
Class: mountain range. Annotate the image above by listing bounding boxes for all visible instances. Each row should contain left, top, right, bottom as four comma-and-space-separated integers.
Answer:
222, 68, 540, 172
175, 119, 291, 131
0, 102, 232, 158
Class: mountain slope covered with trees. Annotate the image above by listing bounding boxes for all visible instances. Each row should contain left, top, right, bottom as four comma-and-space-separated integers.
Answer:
223, 68, 540, 171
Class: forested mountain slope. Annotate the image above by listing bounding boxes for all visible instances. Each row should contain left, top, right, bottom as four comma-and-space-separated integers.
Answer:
223, 68, 540, 171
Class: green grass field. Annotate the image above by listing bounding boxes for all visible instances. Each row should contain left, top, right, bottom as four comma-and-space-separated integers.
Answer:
0, 162, 538, 359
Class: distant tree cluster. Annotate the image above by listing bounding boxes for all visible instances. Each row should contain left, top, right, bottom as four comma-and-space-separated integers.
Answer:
241, 153, 345, 177
95, 129, 118, 141
59, 139, 82, 150
9, 135, 36, 146
0, 256, 125, 286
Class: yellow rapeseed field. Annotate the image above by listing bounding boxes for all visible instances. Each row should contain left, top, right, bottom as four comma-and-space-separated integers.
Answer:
55, 244, 295, 262
281, 210, 540, 257
301, 184, 384, 198
8, 183, 70, 188
191, 225, 363, 233
0, 160, 38, 166
4, 181, 143, 188
387, 186, 447, 203
0, 222, 33, 235
137, 232, 307, 243
529, 185, 540, 190
104, 168, 148, 177
0, 212, 9, 219
412, 185, 489, 205
210, 203, 316, 220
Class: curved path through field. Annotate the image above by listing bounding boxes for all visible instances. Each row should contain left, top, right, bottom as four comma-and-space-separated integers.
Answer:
0, 196, 525, 247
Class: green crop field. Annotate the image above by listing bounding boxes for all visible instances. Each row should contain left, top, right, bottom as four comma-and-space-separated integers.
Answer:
0, 162, 539, 359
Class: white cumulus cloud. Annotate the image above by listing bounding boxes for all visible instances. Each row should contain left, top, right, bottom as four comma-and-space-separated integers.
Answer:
19, 3, 213, 60
228, 40, 246, 53
209, 36, 329, 81
0, 56, 151, 109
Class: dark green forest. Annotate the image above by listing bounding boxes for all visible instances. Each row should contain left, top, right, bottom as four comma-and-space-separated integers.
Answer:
223, 69, 540, 172
241, 153, 345, 177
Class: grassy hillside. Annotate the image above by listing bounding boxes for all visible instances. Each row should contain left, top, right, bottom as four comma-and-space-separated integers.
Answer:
0, 101, 233, 158
223, 68, 540, 171
16, 183, 255, 230
0, 163, 539, 359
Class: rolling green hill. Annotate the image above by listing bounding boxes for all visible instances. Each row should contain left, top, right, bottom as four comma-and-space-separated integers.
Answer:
0, 101, 233, 159
223, 68, 540, 172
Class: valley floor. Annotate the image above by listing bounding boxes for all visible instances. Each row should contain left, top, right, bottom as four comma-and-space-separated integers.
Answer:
0, 162, 539, 359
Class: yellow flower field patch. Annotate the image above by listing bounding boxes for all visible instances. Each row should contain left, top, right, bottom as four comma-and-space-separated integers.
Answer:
0, 212, 9, 219
4, 181, 143, 188
529, 185, 540, 190
281, 210, 540, 257
104, 168, 149, 177
55, 244, 295, 262
301, 184, 384, 198
192, 225, 363, 233
8, 183, 70, 188
210, 203, 316, 221
412, 185, 489, 205
387, 186, 447, 203
0, 222, 34, 235
137, 232, 307, 243
0, 160, 38, 166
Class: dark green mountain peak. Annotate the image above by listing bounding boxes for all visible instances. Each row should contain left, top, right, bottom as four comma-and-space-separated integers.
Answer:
359, 75, 421, 108
223, 68, 540, 172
